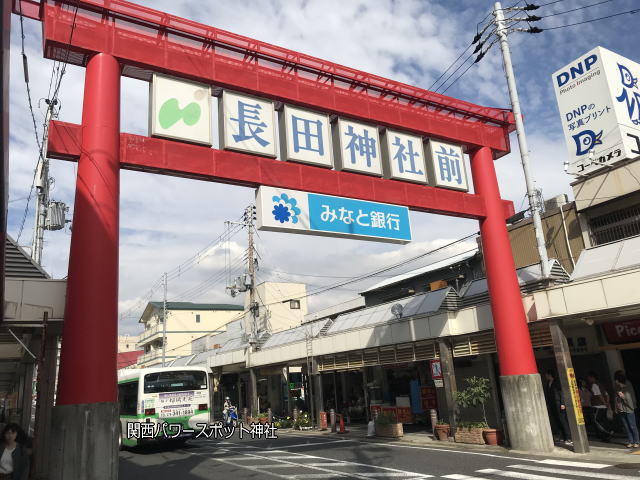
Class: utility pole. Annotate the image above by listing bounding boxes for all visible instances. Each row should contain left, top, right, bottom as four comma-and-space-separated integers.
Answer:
246, 205, 259, 415
494, 2, 550, 278
31, 102, 56, 265
162, 272, 167, 366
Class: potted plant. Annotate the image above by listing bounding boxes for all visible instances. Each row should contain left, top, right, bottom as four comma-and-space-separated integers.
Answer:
274, 416, 293, 429
374, 412, 403, 438
434, 420, 451, 441
454, 376, 501, 445
294, 412, 313, 430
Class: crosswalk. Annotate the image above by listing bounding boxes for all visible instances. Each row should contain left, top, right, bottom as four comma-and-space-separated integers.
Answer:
442, 458, 638, 480
184, 440, 637, 480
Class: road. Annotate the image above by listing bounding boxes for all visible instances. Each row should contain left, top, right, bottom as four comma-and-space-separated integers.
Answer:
120, 431, 640, 480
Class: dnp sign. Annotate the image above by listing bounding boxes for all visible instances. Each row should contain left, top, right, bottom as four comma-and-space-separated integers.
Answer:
555, 54, 598, 88
256, 186, 412, 244
552, 46, 640, 176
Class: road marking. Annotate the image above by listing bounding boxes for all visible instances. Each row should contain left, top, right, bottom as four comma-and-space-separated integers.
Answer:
359, 474, 433, 478
290, 475, 349, 479
536, 459, 610, 469
509, 464, 640, 480
442, 475, 492, 480
186, 442, 434, 479
477, 469, 567, 480
270, 455, 321, 460
255, 464, 299, 468
266, 439, 355, 449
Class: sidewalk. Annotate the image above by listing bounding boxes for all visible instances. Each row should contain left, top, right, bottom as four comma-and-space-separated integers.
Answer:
281, 423, 640, 465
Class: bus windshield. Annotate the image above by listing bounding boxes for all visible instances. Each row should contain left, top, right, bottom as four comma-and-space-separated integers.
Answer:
143, 370, 207, 394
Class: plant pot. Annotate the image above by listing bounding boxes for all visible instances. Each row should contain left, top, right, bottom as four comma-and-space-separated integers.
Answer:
258, 417, 268, 424
434, 424, 450, 441
375, 423, 404, 438
299, 426, 313, 431
482, 428, 504, 445
454, 427, 485, 445
482, 428, 503, 446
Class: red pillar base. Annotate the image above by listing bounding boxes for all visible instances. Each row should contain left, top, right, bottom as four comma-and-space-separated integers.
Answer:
470, 146, 552, 453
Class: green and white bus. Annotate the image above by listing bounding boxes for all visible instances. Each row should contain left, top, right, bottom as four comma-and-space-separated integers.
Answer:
117, 366, 210, 448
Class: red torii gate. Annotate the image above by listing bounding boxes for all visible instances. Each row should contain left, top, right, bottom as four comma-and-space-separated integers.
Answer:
15, 0, 553, 476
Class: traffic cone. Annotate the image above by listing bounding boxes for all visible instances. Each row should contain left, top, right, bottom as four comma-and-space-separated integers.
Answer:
337, 414, 349, 434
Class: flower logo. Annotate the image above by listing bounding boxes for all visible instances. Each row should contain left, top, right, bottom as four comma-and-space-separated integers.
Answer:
272, 193, 301, 224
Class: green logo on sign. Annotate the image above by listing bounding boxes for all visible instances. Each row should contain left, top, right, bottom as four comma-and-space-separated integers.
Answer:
158, 98, 201, 129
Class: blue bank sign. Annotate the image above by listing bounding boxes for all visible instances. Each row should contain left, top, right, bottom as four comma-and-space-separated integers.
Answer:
256, 186, 411, 244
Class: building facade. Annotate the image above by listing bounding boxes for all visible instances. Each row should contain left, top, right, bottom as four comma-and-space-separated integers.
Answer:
136, 302, 243, 367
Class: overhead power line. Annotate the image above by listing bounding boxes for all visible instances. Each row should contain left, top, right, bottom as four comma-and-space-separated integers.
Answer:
540, 0, 616, 17
258, 232, 480, 307
542, 7, 639, 29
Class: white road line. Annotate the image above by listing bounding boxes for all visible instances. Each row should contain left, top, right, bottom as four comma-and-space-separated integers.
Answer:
351, 440, 542, 463
442, 475, 492, 480
260, 451, 432, 477
358, 474, 432, 478
255, 464, 299, 468
304, 463, 355, 467
270, 455, 322, 460
185, 448, 378, 479
267, 439, 356, 449
536, 459, 610, 469
477, 469, 568, 480
290, 475, 348, 479
508, 464, 640, 480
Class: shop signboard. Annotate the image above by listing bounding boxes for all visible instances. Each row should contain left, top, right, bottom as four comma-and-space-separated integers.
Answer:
552, 46, 640, 176
602, 319, 640, 344
430, 359, 443, 380
150, 73, 212, 146
256, 186, 412, 244
566, 368, 585, 425
319, 411, 328, 430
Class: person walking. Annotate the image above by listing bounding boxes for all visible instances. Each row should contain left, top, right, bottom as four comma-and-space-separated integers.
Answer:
543, 370, 572, 445
579, 378, 593, 433
587, 372, 613, 442
613, 371, 639, 449
0, 423, 30, 480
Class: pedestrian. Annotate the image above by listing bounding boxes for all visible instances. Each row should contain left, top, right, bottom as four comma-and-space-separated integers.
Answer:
613, 371, 639, 449
579, 378, 593, 432
587, 372, 613, 442
0, 423, 30, 480
543, 370, 572, 445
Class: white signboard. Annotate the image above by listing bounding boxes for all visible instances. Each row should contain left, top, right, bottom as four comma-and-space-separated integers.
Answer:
382, 130, 428, 184
256, 186, 411, 244
220, 91, 276, 157
425, 140, 469, 191
333, 119, 383, 176
279, 105, 333, 167
552, 46, 640, 176
150, 73, 212, 146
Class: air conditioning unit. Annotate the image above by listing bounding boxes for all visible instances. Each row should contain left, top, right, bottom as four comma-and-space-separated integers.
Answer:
544, 194, 568, 211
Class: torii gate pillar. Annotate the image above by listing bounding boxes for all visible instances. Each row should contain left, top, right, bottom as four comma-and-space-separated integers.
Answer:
471, 146, 554, 452
51, 53, 121, 480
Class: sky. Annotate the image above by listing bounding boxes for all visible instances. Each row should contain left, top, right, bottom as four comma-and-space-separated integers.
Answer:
7, 0, 640, 335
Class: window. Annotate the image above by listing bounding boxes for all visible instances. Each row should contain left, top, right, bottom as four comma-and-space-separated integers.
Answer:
589, 204, 640, 245
196, 314, 201, 323
144, 370, 207, 393
118, 381, 138, 415
289, 300, 301, 309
